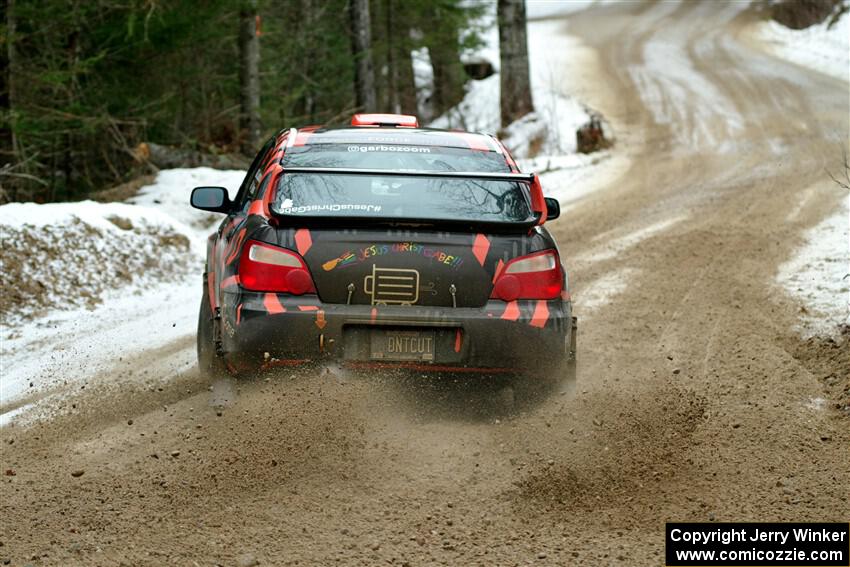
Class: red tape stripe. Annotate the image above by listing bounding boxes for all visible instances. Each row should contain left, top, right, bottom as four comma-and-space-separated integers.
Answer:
263, 293, 286, 314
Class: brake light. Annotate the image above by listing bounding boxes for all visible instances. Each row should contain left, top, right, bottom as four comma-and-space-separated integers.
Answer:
238, 240, 316, 294
491, 250, 563, 301
351, 113, 419, 128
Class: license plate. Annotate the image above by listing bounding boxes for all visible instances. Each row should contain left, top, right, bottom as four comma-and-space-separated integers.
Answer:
370, 329, 436, 361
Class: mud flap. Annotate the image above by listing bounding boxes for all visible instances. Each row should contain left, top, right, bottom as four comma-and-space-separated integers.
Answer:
213, 306, 224, 357
569, 316, 578, 360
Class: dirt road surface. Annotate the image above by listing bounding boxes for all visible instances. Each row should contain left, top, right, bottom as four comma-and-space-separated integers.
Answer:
2, 3, 848, 566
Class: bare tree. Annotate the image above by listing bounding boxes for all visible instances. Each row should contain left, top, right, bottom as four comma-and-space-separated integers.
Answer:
349, 0, 377, 112
498, 0, 534, 128
239, 0, 261, 154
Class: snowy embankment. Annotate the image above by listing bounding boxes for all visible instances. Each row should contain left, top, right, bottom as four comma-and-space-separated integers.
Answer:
749, 9, 849, 83
0, 169, 244, 423
754, 9, 850, 336
428, 1, 619, 209
777, 195, 850, 338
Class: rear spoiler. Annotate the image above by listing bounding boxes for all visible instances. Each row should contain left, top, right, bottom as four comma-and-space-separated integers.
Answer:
281, 167, 548, 224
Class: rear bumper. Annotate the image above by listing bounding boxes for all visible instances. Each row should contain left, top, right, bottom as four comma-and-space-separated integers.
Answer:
219, 290, 572, 373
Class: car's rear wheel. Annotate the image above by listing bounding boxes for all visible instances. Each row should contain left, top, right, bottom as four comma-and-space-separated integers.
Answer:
198, 277, 227, 378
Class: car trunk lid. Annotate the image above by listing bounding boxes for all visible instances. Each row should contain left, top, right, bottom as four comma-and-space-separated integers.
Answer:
298, 228, 517, 308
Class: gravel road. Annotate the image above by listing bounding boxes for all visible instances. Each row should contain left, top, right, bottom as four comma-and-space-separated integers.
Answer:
2, 3, 848, 566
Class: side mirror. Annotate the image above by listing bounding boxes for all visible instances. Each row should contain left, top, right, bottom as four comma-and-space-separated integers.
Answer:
190, 186, 232, 213
544, 197, 560, 221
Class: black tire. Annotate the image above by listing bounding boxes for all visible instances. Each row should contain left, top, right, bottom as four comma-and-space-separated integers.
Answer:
198, 280, 227, 377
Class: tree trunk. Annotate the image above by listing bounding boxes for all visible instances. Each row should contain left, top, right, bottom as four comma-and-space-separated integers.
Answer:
385, 0, 399, 113
5, 0, 15, 145
3, 0, 17, 200
498, 0, 534, 128
349, 0, 377, 112
239, 0, 261, 154
300, 0, 317, 121
395, 41, 418, 115
426, 23, 466, 116
384, 0, 417, 115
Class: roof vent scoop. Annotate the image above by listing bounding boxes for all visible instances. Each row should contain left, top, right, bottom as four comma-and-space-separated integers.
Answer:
351, 113, 419, 128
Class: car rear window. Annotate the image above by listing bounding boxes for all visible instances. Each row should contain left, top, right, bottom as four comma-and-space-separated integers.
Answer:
273, 143, 534, 224
282, 142, 511, 172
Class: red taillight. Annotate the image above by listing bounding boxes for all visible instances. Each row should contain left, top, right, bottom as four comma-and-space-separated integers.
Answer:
238, 240, 316, 294
491, 250, 563, 301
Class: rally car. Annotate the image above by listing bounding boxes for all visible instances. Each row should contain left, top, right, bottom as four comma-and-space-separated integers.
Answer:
190, 113, 577, 380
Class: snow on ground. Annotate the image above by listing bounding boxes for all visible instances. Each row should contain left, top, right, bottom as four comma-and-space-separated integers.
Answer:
626, 1, 748, 153
431, 12, 596, 158
0, 278, 199, 426
0, 201, 196, 327
127, 168, 244, 242
777, 194, 850, 338
750, 8, 849, 83
0, 169, 244, 423
576, 215, 689, 263
576, 267, 639, 312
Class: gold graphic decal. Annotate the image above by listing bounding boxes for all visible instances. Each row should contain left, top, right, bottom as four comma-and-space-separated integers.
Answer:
364, 266, 420, 306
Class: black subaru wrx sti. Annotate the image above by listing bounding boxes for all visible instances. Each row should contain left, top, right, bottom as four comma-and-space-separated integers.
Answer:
190, 113, 577, 380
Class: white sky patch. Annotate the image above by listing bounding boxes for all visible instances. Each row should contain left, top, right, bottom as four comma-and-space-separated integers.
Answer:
749, 10, 849, 83
575, 267, 638, 313
777, 194, 850, 337
577, 215, 688, 263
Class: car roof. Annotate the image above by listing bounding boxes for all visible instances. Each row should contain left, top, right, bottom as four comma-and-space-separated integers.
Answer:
290, 126, 503, 153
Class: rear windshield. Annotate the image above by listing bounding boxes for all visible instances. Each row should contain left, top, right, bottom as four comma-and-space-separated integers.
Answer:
282, 142, 510, 172
273, 144, 533, 224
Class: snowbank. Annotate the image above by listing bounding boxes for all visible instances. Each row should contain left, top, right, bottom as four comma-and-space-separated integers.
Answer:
0, 201, 197, 326
0, 168, 245, 326
751, 9, 849, 82
127, 167, 245, 240
0, 168, 244, 416
0, 168, 244, 328
778, 194, 850, 337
